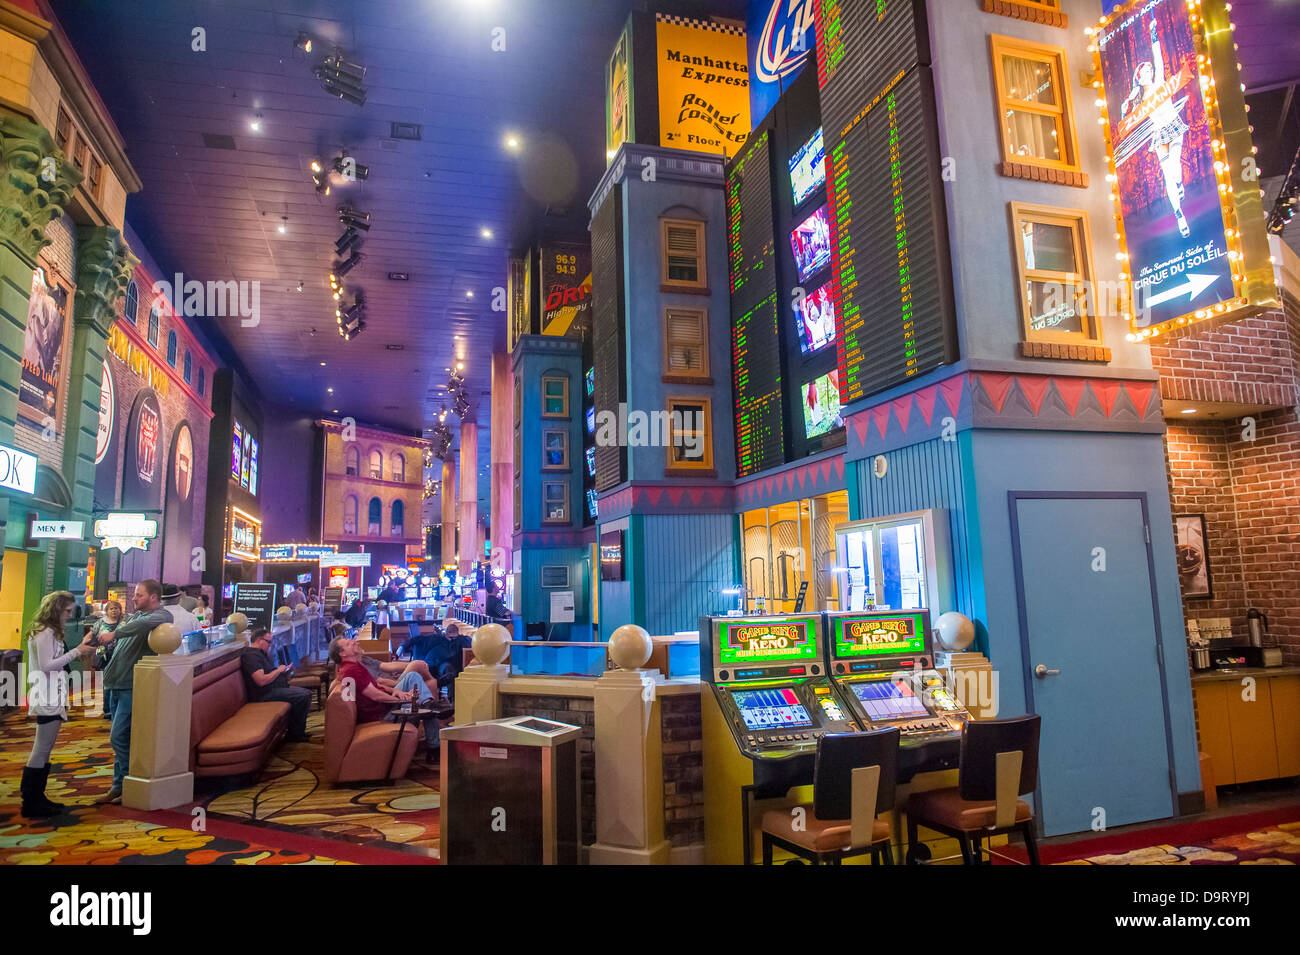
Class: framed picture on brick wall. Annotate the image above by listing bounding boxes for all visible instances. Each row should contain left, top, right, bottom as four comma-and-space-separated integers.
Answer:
1174, 514, 1212, 599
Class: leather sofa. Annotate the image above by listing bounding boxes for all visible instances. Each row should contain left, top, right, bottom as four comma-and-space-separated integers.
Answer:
190, 654, 290, 777
323, 682, 417, 783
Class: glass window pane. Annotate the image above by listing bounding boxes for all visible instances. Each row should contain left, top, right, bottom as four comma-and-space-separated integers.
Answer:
1003, 55, 1057, 106
1003, 110, 1062, 161
1026, 279, 1085, 334
879, 521, 926, 610
842, 530, 876, 612
1021, 220, 1076, 273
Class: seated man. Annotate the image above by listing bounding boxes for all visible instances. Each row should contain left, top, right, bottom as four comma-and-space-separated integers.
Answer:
241, 627, 312, 742
330, 635, 442, 750
327, 621, 437, 695
423, 622, 472, 703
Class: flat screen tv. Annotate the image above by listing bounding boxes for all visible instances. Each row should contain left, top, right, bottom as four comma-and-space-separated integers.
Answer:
790, 205, 831, 283
788, 127, 825, 207
794, 282, 835, 355
803, 369, 844, 439
599, 529, 624, 581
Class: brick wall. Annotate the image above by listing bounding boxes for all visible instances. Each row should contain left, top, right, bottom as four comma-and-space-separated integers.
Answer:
660, 693, 704, 848
1154, 295, 1300, 662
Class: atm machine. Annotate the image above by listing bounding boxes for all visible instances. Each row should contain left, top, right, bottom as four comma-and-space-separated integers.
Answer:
699, 613, 859, 864
823, 609, 970, 779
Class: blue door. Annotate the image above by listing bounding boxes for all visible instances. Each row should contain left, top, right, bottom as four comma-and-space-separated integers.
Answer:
1011, 494, 1176, 836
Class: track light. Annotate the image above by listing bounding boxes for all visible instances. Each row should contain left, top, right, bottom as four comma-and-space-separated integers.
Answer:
333, 154, 369, 181
335, 250, 362, 276
315, 54, 367, 106
342, 320, 366, 341
338, 205, 370, 231
335, 228, 361, 254
294, 32, 312, 54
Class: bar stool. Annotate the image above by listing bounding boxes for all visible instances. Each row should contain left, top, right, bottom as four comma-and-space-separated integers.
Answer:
760, 727, 900, 865
904, 714, 1041, 865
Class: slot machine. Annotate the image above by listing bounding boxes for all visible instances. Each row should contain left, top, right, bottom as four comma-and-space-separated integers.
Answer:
699, 613, 859, 864
824, 609, 970, 778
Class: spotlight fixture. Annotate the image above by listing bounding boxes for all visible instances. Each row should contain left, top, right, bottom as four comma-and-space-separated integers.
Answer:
250, 114, 263, 132
278, 216, 288, 234
294, 32, 312, 54
480, 228, 493, 239
333, 154, 369, 181
341, 320, 367, 342
337, 205, 370, 231
314, 54, 367, 106
313, 169, 331, 196
335, 250, 363, 276
335, 227, 362, 255
310, 159, 323, 174
296, 280, 304, 293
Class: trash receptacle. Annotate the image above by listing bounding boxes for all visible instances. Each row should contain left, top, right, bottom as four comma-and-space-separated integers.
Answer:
439, 715, 582, 865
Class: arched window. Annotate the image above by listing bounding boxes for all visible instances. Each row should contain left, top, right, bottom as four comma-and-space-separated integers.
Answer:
197, 366, 205, 396
166, 331, 178, 366
343, 495, 358, 535
345, 446, 360, 476
367, 497, 382, 536
147, 307, 160, 346
392, 453, 405, 483
368, 450, 383, 480
124, 280, 138, 324
183, 350, 192, 383
390, 500, 404, 537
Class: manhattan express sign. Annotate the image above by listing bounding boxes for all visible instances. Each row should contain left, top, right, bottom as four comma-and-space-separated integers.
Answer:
656, 15, 750, 158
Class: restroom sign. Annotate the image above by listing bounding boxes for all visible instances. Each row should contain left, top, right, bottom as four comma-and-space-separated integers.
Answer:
30, 520, 85, 540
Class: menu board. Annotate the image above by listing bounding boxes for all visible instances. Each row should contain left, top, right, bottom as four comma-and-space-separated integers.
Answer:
814, 0, 954, 405
233, 582, 278, 632
727, 130, 785, 477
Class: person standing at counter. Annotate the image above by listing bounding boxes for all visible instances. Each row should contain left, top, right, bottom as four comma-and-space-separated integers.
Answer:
99, 580, 171, 805
22, 591, 95, 818
194, 594, 213, 629
286, 586, 307, 610
161, 583, 200, 635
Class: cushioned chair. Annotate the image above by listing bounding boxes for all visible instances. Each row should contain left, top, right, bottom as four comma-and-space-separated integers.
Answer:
190, 655, 290, 777
904, 714, 1042, 865
761, 727, 900, 865
323, 683, 417, 784
278, 644, 327, 709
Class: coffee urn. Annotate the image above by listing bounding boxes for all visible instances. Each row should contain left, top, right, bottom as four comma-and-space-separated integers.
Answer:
1247, 608, 1268, 648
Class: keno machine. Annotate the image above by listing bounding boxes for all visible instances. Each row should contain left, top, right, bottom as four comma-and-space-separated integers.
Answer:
699, 613, 857, 864
825, 609, 970, 778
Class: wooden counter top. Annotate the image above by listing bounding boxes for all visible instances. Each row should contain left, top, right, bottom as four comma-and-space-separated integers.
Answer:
1190, 665, 1300, 684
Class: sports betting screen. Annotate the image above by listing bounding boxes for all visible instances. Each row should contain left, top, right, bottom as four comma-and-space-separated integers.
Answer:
794, 281, 835, 355
789, 204, 832, 283
832, 610, 928, 657
788, 127, 826, 207
716, 618, 819, 666
802, 369, 843, 438
727, 129, 785, 477
813, 0, 955, 405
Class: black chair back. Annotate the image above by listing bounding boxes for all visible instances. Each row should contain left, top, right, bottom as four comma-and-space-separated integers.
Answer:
812, 727, 900, 820
958, 714, 1041, 801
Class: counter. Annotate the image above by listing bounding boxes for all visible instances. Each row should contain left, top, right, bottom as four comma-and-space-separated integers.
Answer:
1190, 664, 1300, 684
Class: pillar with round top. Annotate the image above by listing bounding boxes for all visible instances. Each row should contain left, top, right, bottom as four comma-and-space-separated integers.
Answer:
122, 621, 195, 810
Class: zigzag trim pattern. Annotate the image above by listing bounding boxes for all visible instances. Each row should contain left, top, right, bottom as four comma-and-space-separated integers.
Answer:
654, 13, 745, 35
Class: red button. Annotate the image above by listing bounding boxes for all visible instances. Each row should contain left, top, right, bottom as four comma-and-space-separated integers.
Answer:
788, 667, 806, 675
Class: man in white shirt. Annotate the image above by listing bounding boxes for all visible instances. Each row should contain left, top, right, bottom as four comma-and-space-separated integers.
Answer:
160, 583, 200, 634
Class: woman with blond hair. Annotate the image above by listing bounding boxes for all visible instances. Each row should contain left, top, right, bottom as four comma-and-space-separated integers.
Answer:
22, 590, 94, 818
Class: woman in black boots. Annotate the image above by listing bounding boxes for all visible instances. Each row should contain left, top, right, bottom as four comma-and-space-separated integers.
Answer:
22, 590, 94, 818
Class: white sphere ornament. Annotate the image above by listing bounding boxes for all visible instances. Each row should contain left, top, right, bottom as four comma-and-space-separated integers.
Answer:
276, 606, 292, 620
148, 622, 182, 655
609, 624, 653, 671
308, 601, 319, 614
226, 612, 249, 637
376, 600, 388, 609
472, 623, 510, 666
935, 611, 976, 652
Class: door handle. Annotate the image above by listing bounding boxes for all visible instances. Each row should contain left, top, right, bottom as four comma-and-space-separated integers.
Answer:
1034, 664, 1061, 679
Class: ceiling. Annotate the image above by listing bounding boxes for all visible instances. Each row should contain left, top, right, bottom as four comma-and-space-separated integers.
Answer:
47, 0, 1300, 516
49, 0, 744, 515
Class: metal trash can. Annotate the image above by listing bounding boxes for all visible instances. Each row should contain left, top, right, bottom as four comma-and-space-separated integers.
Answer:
439, 716, 582, 865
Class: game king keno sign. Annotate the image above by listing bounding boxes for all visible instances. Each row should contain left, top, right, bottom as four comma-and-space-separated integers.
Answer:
655, 13, 750, 158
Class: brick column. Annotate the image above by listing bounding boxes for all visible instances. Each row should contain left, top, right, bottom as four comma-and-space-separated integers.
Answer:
53, 226, 136, 596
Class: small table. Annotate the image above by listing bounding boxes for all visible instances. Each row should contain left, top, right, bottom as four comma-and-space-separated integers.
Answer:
384, 702, 451, 778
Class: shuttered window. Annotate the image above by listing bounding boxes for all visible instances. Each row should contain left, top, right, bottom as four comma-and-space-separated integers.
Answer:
665, 307, 708, 377
661, 219, 706, 288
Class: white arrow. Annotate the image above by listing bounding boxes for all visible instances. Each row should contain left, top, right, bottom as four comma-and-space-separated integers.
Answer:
1145, 272, 1219, 309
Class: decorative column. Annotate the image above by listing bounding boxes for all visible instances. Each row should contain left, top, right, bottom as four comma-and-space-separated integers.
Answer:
54, 226, 135, 596
440, 458, 456, 568
489, 351, 513, 572
454, 622, 510, 725
589, 625, 671, 865
0, 112, 79, 446
122, 622, 196, 810
458, 420, 477, 576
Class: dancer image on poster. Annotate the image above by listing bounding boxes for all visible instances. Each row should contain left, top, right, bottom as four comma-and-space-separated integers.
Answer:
1119, 21, 1192, 237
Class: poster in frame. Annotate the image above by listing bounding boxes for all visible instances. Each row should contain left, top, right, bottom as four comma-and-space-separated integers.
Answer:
1174, 513, 1212, 599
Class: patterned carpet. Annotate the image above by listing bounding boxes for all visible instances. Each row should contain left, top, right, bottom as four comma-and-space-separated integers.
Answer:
1056, 822, 1300, 865
0, 701, 440, 865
